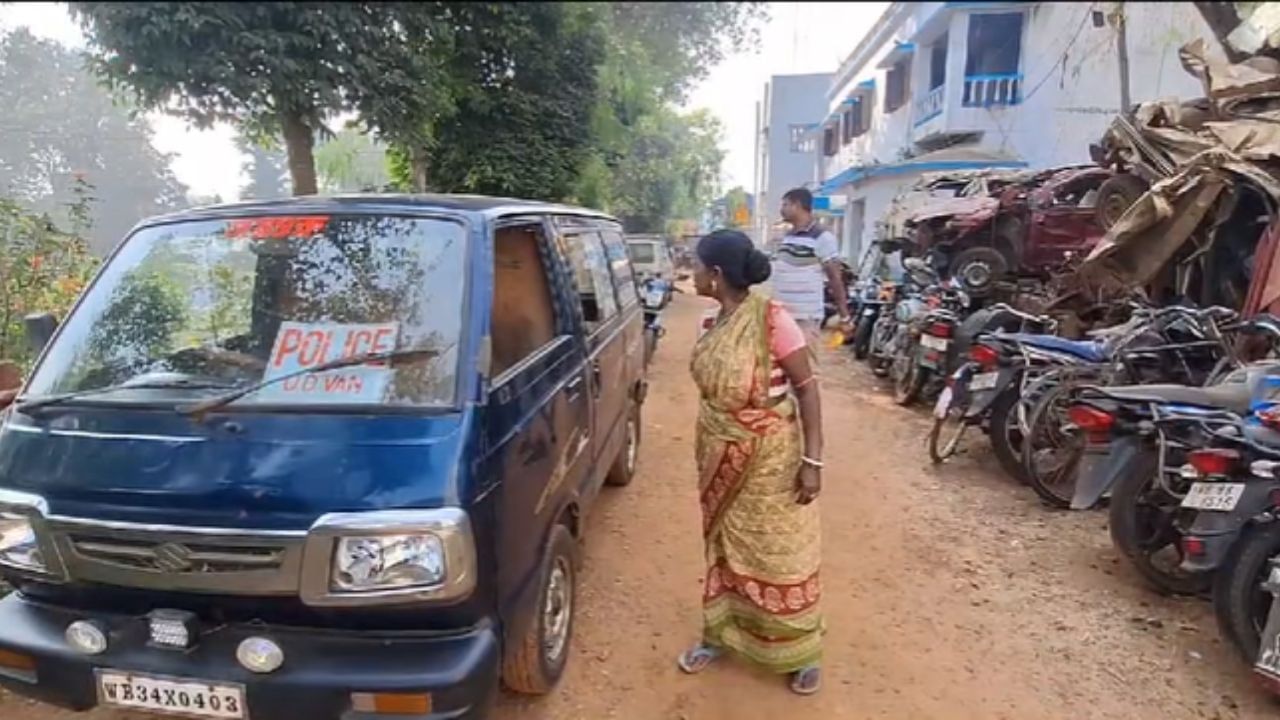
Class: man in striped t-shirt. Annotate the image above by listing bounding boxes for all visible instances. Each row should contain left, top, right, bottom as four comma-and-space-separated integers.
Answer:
769, 188, 852, 351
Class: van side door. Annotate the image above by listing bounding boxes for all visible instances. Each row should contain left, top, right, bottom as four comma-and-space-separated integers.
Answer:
598, 226, 645, 391
556, 221, 636, 498
486, 216, 591, 630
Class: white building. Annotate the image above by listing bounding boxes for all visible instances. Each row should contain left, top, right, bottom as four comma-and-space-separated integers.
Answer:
813, 1, 1222, 264
752, 73, 834, 248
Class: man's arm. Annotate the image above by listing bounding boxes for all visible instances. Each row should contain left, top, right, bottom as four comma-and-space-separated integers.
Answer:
816, 231, 852, 324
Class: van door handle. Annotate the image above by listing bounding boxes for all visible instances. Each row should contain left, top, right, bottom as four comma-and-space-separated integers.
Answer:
591, 360, 602, 397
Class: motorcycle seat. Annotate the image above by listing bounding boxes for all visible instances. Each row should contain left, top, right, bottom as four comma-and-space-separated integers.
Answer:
1091, 383, 1253, 415
1001, 333, 1108, 362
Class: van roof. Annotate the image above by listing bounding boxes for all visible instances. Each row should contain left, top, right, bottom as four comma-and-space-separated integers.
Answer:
139, 193, 620, 228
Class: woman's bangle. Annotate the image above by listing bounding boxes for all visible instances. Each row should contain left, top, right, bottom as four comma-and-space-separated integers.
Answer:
801, 456, 824, 469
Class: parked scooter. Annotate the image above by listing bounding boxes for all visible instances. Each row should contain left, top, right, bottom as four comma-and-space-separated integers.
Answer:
866, 258, 937, 377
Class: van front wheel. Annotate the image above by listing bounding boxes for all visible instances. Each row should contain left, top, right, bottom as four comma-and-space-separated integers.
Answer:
502, 525, 577, 694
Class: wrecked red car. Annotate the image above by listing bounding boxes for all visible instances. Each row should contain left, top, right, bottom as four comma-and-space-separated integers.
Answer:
905, 166, 1110, 295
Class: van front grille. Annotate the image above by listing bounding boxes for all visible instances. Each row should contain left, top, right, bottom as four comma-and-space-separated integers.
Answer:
46, 520, 306, 596
68, 535, 287, 574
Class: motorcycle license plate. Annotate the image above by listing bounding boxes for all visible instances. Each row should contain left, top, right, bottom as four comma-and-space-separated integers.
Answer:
933, 387, 953, 419
969, 371, 998, 391
920, 334, 949, 351
1180, 482, 1246, 511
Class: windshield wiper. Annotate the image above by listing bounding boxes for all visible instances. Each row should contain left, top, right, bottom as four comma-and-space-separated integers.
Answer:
177, 346, 447, 419
16, 378, 240, 415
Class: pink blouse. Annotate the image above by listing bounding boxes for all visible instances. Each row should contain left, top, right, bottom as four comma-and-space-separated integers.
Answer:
698, 300, 808, 400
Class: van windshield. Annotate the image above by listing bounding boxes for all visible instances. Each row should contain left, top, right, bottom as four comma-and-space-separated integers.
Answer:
25, 214, 467, 409
628, 243, 657, 264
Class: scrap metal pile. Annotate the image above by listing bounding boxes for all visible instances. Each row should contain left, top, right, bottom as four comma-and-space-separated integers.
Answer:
1065, 40, 1280, 321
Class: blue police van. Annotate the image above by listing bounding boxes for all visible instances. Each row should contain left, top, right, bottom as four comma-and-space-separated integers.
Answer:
0, 195, 648, 719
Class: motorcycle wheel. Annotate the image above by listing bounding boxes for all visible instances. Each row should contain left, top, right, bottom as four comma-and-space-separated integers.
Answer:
892, 346, 926, 406
988, 388, 1028, 483
1213, 523, 1280, 662
1108, 448, 1212, 597
929, 407, 968, 463
852, 316, 875, 360
1022, 380, 1082, 509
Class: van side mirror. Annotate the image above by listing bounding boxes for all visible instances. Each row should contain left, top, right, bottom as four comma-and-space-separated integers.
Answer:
24, 313, 58, 355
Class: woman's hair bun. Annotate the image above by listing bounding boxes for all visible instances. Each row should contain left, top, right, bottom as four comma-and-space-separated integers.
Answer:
744, 249, 772, 285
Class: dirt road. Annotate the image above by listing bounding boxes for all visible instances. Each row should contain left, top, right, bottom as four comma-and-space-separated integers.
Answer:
3, 290, 1277, 719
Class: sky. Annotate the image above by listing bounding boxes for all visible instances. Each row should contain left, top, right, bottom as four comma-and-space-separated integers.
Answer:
0, 1, 889, 201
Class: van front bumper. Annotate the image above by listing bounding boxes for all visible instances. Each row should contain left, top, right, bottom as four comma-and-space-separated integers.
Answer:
0, 594, 499, 719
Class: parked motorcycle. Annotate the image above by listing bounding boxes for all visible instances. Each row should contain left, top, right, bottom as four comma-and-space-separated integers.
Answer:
927, 305, 1058, 467
641, 276, 674, 366
1019, 306, 1245, 508
892, 282, 971, 406
866, 258, 937, 378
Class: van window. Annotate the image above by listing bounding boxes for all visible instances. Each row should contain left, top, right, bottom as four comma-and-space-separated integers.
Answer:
562, 230, 619, 330
491, 223, 559, 378
600, 230, 638, 308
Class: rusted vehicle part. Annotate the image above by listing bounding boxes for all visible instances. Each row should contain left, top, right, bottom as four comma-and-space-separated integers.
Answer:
905, 166, 1109, 297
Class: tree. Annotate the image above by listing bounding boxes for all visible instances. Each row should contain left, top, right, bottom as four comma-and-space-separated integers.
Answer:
235, 133, 290, 201
70, 3, 451, 195
574, 3, 764, 230
388, 3, 604, 199
0, 29, 188, 254
314, 129, 390, 194
0, 198, 99, 369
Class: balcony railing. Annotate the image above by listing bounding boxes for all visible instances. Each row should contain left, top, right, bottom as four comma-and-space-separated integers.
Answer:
913, 84, 945, 127
962, 73, 1023, 107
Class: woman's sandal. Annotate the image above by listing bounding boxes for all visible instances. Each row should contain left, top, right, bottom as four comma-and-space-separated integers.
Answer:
789, 666, 822, 695
676, 644, 723, 674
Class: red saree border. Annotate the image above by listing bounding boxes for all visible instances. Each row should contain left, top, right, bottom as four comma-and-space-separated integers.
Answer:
704, 560, 821, 617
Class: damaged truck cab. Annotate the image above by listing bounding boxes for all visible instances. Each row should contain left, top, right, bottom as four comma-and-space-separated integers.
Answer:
0, 195, 647, 719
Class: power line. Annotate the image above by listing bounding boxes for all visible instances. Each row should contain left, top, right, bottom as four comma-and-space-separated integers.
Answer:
1021, 2, 1098, 104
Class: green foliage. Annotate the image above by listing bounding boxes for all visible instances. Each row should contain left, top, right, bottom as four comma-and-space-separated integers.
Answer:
387, 4, 604, 200
314, 129, 390, 193
70, 3, 452, 194
0, 29, 188, 254
0, 199, 99, 369
87, 269, 187, 367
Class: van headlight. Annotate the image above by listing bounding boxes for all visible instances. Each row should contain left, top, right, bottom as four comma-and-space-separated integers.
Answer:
301, 508, 476, 607
333, 534, 445, 591
0, 512, 44, 572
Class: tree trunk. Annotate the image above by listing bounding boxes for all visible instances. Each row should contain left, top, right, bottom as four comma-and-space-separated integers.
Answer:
281, 112, 319, 196
410, 146, 429, 193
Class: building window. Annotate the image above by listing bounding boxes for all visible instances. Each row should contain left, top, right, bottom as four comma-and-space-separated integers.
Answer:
884, 59, 910, 113
788, 124, 813, 153
841, 97, 870, 144
965, 13, 1023, 76
822, 125, 837, 157
930, 34, 948, 90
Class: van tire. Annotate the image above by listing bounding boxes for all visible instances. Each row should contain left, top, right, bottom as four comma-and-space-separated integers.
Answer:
605, 406, 641, 487
502, 524, 578, 695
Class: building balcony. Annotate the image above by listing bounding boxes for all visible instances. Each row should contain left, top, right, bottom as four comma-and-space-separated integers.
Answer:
961, 73, 1022, 107
914, 84, 945, 127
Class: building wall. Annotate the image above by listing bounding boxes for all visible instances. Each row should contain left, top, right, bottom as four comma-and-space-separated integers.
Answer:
816, 1, 1219, 265
755, 73, 834, 243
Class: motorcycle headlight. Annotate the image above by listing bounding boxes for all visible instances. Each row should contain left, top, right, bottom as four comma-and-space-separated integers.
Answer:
0, 512, 44, 573
301, 508, 476, 606
332, 534, 445, 592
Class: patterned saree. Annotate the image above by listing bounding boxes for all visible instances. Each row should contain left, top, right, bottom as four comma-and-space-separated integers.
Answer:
690, 291, 823, 673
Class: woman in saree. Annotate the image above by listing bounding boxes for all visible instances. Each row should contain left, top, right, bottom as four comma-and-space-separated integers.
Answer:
677, 229, 825, 695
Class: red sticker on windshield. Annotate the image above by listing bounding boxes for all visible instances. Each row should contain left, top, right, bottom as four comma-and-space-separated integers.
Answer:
225, 216, 330, 240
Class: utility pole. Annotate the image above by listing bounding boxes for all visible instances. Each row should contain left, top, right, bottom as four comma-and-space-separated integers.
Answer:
1115, 2, 1132, 112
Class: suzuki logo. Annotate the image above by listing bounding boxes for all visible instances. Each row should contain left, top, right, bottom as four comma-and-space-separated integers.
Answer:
153, 543, 194, 573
